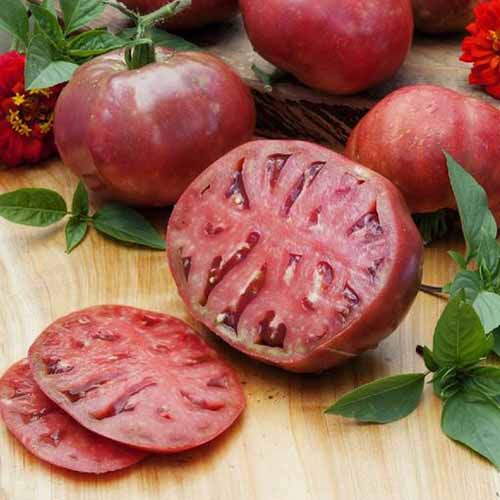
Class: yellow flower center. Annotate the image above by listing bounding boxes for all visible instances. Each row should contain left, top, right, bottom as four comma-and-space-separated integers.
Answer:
6, 88, 55, 137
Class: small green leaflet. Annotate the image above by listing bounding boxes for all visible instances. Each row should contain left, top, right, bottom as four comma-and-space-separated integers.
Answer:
25, 35, 79, 90
65, 216, 88, 253
422, 346, 439, 372
447, 270, 482, 302
67, 30, 126, 59
28, 1, 66, 49
93, 203, 166, 250
0, 189, 67, 227
445, 152, 497, 262
442, 390, 500, 469
325, 373, 425, 423
433, 293, 492, 368
477, 234, 500, 278
60, 0, 105, 35
0, 0, 29, 48
472, 291, 500, 334
448, 250, 467, 270
71, 181, 89, 216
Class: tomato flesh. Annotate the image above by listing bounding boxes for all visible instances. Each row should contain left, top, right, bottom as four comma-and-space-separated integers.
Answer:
29, 306, 245, 452
0, 359, 146, 473
168, 140, 423, 372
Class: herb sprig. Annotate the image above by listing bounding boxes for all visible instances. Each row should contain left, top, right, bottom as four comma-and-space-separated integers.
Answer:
0, 182, 166, 252
326, 153, 500, 469
0, 0, 195, 90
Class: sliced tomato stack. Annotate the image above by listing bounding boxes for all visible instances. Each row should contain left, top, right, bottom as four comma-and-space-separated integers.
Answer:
0, 306, 245, 473
167, 140, 423, 373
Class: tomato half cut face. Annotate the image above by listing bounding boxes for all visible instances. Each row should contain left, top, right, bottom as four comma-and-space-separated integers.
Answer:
0, 359, 146, 473
167, 140, 423, 373
29, 306, 245, 452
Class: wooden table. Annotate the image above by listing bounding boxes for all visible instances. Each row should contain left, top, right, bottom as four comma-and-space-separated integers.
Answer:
1, 160, 499, 500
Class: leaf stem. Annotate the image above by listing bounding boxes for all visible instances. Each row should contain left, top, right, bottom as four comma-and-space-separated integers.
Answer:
419, 284, 446, 298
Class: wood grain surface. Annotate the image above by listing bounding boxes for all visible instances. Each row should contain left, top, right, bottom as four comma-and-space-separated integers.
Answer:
1, 161, 500, 500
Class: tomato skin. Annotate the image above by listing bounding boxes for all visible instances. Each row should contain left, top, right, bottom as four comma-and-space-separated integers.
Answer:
345, 85, 500, 221
121, 0, 238, 31
54, 48, 255, 206
167, 140, 423, 373
239, 0, 413, 95
412, 0, 481, 33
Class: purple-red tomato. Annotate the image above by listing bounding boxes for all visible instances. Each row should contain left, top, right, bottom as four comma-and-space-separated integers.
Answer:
54, 48, 255, 206
239, 0, 414, 95
345, 85, 500, 222
412, 0, 481, 33
121, 0, 239, 31
167, 140, 423, 373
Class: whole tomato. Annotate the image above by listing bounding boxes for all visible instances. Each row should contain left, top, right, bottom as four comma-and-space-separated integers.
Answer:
412, 0, 482, 33
239, 0, 414, 95
345, 85, 500, 222
121, 0, 239, 31
54, 48, 255, 206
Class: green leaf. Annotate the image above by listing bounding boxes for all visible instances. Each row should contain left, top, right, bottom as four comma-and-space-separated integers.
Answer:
60, 0, 105, 35
41, 0, 56, 14
25, 35, 78, 90
448, 250, 467, 270
432, 367, 461, 400
118, 26, 200, 52
433, 293, 491, 368
324, 373, 425, 423
0, 188, 67, 227
445, 152, 497, 261
67, 30, 126, 58
442, 390, 500, 469
71, 181, 89, 217
0, 0, 29, 48
493, 328, 500, 357
477, 234, 500, 277
422, 346, 439, 372
65, 216, 88, 253
448, 270, 483, 302
467, 366, 500, 398
28, 1, 65, 49
473, 291, 500, 335
93, 203, 166, 250
252, 63, 288, 88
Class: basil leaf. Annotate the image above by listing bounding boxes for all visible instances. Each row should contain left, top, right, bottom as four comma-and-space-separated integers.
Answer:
25, 35, 78, 90
442, 390, 500, 469
41, 0, 56, 14
325, 373, 425, 423
477, 234, 500, 277
473, 291, 500, 334
0, 0, 29, 48
60, 0, 105, 35
433, 293, 490, 368
93, 203, 166, 250
0, 188, 67, 226
65, 216, 88, 253
432, 367, 460, 400
445, 152, 497, 261
28, 1, 65, 49
118, 26, 200, 52
71, 181, 89, 216
67, 30, 126, 58
423, 346, 439, 372
467, 366, 500, 398
448, 270, 482, 302
448, 250, 467, 270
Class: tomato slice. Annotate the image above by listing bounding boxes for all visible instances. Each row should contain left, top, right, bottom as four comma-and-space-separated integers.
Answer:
29, 306, 245, 452
167, 140, 423, 373
0, 359, 146, 473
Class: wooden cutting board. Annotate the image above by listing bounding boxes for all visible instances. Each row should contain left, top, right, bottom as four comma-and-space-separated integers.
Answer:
1, 163, 499, 500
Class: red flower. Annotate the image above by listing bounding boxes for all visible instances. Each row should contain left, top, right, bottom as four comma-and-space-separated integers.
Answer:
0, 51, 63, 168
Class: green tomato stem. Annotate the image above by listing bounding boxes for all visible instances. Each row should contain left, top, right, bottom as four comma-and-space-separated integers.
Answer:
140, 0, 191, 27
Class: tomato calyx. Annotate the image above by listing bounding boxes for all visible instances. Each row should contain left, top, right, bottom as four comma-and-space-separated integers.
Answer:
106, 0, 191, 69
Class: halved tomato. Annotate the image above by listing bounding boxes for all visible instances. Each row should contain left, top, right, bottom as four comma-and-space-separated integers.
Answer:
29, 306, 245, 452
167, 140, 423, 373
